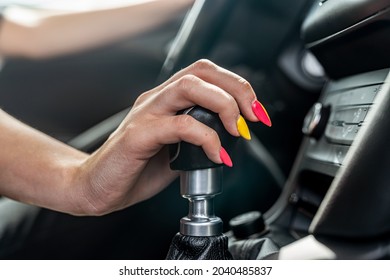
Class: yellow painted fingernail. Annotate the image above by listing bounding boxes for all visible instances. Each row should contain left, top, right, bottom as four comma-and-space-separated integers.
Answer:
237, 115, 251, 140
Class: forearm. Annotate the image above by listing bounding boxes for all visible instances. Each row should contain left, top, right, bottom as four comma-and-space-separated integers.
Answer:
0, 110, 88, 214
0, 109, 177, 216
0, 0, 193, 59
0, 107, 178, 216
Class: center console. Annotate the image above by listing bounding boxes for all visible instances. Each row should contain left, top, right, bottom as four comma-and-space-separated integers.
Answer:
304, 69, 386, 175
228, 0, 390, 259
273, 68, 389, 236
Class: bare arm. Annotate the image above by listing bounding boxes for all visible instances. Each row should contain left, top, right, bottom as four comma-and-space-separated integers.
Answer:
0, 109, 88, 213
0, 0, 194, 59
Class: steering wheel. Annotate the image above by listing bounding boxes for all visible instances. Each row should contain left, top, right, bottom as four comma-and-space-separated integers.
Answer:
158, 0, 236, 82
69, 0, 237, 152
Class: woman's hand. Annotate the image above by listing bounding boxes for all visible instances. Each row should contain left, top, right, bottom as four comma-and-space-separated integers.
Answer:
75, 59, 271, 215
0, 59, 270, 216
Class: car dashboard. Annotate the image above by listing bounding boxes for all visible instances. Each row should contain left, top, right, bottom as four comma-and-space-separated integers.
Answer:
228, 0, 390, 259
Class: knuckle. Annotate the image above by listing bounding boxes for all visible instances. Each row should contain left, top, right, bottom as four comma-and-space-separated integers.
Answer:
224, 92, 236, 105
173, 115, 219, 145
237, 77, 253, 92
134, 92, 147, 104
202, 129, 221, 157
174, 114, 194, 132
192, 59, 216, 72
201, 126, 219, 147
133, 90, 152, 107
208, 128, 219, 142
177, 74, 200, 91
222, 93, 239, 113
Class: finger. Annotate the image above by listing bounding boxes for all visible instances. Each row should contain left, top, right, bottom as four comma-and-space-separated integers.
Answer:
151, 115, 223, 164
154, 74, 241, 137
157, 59, 259, 122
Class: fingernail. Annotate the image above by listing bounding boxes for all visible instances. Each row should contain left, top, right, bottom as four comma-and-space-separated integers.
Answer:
220, 147, 233, 167
237, 115, 251, 140
252, 100, 272, 127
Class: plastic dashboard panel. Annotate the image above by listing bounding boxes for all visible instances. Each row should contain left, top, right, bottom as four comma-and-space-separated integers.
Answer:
304, 69, 388, 177
310, 70, 390, 239
301, 0, 390, 79
260, 68, 390, 260
277, 70, 390, 259
302, 0, 390, 43
261, 0, 390, 259
265, 68, 389, 240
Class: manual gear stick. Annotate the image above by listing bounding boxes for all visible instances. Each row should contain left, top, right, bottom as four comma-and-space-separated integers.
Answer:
166, 106, 237, 260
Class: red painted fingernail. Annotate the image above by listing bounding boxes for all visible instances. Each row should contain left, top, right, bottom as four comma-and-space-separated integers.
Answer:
252, 100, 272, 127
220, 147, 233, 167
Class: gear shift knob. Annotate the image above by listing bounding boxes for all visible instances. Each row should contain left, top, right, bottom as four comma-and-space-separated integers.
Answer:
169, 106, 236, 170
170, 106, 237, 236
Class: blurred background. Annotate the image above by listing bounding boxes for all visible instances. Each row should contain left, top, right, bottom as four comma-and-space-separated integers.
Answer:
0, 0, 188, 142
0, 0, 321, 259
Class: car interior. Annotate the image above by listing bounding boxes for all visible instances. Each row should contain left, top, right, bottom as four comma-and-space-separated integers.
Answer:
0, 0, 389, 259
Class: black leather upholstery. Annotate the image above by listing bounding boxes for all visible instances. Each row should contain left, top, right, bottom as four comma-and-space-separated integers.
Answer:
166, 233, 233, 260
229, 237, 279, 260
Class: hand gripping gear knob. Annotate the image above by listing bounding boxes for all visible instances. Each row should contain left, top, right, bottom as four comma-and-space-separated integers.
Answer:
169, 106, 237, 236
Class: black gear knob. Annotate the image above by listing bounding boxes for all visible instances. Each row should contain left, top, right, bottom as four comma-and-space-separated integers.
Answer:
169, 106, 237, 171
